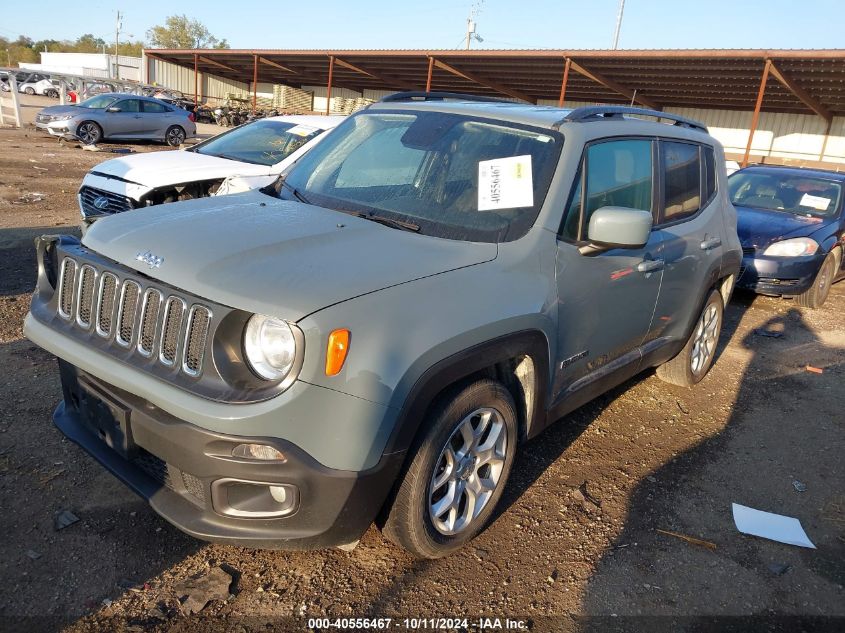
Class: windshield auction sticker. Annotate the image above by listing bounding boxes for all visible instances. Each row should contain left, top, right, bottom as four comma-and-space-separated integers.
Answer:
799, 193, 831, 211
478, 155, 534, 211
286, 124, 318, 137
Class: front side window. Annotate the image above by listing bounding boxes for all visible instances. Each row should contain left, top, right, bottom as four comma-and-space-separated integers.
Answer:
561, 139, 653, 241
79, 94, 120, 109
662, 141, 702, 222
115, 99, 141, 113
142, 100, 169, 113
194, 119, 323, 166
279, 111, 563, 243
728, 170, 843, 217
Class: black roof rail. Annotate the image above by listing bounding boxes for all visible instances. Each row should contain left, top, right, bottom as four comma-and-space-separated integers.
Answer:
559, 106, 708, 133
378, 91, 517, 104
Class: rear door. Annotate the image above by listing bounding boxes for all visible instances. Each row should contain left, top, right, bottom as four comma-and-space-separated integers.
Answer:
553, 137, 664, 400
649, 141, 723, 344
138, 99, 173, 138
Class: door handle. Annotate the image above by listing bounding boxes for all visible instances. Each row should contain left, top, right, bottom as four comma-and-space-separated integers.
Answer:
637, 259, 664, 273
700, 237, 722, 251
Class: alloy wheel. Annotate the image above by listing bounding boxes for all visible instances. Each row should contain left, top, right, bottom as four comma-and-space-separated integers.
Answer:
690, 303, 720, 375
428, 407, 507, 536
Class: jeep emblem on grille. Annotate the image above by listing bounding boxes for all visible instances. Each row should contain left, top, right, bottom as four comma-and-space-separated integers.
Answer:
92, 196, 110, 211
136, 251, 164, 269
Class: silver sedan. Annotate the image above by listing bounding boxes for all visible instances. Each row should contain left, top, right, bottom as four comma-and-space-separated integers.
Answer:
35, 93, 197, 146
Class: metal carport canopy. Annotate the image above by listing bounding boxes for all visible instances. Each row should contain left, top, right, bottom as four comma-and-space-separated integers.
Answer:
143, 48, 845, 116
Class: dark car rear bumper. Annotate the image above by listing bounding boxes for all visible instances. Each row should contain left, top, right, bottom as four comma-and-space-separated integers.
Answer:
737, 252, 824, 295
54, 360, 405, 550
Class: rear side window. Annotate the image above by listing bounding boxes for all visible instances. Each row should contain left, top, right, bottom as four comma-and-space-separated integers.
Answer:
662, 141, 701, 222
561, 139, 653, 241
142, 101, 169, 113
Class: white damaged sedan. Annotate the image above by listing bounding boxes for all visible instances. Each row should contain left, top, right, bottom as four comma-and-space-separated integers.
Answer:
78, 114, 344, 224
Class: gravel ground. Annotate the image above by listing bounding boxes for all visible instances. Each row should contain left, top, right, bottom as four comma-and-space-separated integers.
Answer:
1, 95, 843, 632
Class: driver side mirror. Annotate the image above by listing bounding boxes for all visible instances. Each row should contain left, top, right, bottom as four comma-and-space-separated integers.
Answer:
585, 206, 652, 250
105, 106, 121, 113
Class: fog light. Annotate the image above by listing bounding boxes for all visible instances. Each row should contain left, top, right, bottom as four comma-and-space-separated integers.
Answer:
211, 479, 299, 518
231, 443, 286, 461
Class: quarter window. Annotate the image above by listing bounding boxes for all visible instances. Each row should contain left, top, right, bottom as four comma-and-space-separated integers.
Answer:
662, 141, 702, 221
703, 145, 716, 203
561, 139, 653, 241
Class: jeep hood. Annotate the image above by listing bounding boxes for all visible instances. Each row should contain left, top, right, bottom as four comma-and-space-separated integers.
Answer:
81, 190, 497, 320
89, 150, 272, 190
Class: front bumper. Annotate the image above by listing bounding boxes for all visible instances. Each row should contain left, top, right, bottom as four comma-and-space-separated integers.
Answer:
35, 119, 76, 138
54, 360, 405, 549
737, 252, 824, 295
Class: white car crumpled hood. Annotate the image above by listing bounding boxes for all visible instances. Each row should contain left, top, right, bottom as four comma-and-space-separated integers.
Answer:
82, 150, 273, 200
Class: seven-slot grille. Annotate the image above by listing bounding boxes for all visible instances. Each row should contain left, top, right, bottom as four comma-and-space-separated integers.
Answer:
56, 257, 211, 378
78, 185, 134, 217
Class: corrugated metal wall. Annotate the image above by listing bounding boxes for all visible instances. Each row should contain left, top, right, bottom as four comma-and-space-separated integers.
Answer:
145, 56, 845, 164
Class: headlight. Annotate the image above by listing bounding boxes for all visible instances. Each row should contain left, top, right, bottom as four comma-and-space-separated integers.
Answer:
243, 314, 298, 381
762, 237, 819, 257
54, 114, 74, 121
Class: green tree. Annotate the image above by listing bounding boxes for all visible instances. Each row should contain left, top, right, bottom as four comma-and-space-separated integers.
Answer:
146, 15, 229, 49
72, 33, 108, 53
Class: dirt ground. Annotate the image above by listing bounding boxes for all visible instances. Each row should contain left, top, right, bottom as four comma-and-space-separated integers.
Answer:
1, 95, 843, 632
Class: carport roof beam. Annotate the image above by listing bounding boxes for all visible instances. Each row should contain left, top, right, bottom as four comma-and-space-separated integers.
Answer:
568, 59, 659, 110
199, 56, 238, 73
258, 56, 300, 75
431, 58, 536, 104
333, 57, 421, 91
768, 59, 832, 123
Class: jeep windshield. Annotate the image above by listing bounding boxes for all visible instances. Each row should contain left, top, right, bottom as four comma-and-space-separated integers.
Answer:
275, 111, 563, 242
729, 171, 843, 217
192, 120, 324, 166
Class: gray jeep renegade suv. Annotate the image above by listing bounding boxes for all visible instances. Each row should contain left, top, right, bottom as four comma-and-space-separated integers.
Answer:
25, 93, 741, 558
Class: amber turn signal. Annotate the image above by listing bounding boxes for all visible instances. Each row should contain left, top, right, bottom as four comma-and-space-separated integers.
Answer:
325, 329, 350, 376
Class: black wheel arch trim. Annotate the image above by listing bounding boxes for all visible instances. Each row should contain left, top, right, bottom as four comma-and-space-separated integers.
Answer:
382, 329, 551, 457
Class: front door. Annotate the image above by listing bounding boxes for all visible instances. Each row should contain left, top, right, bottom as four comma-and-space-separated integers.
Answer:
102, 98, 144, 137
553, 138, 663, 402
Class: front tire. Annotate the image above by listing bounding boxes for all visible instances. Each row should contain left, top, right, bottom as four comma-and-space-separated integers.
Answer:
76, 121, 103, 145
24, 87, 35, 95
165, 125, 186, 147
382, 379, 518, 558
656, 289, 723, 387
795, 252, 835, 309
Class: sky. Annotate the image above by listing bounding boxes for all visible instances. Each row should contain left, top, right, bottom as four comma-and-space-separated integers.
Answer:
2, 0, 844, 51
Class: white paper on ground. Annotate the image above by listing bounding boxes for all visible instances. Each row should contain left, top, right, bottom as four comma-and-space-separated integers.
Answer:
478, 155, 533, 211
732, 503, 816, 549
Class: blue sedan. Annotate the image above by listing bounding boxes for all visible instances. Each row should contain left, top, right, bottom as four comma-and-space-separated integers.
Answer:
729, 165, 845, 308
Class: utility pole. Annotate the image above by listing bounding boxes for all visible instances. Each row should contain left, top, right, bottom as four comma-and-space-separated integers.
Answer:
612, 0, 626, 50
465, 1, 484, 49
114, 10, 123, 78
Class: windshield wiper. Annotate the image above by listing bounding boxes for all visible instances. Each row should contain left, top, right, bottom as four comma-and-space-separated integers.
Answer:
343, 210, 420, 232
279, 179, 311, 205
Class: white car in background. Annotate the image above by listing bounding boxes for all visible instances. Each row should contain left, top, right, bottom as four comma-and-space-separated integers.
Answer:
78, 114, 345, 224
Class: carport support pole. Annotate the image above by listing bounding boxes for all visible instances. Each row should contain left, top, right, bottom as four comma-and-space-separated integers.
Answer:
325, 55, 335, 116
742, 59, 771, 168
252, 54, 258, 113
426, 56, 434, 92
558, 57, 572, 107
193, 54, 199, 107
